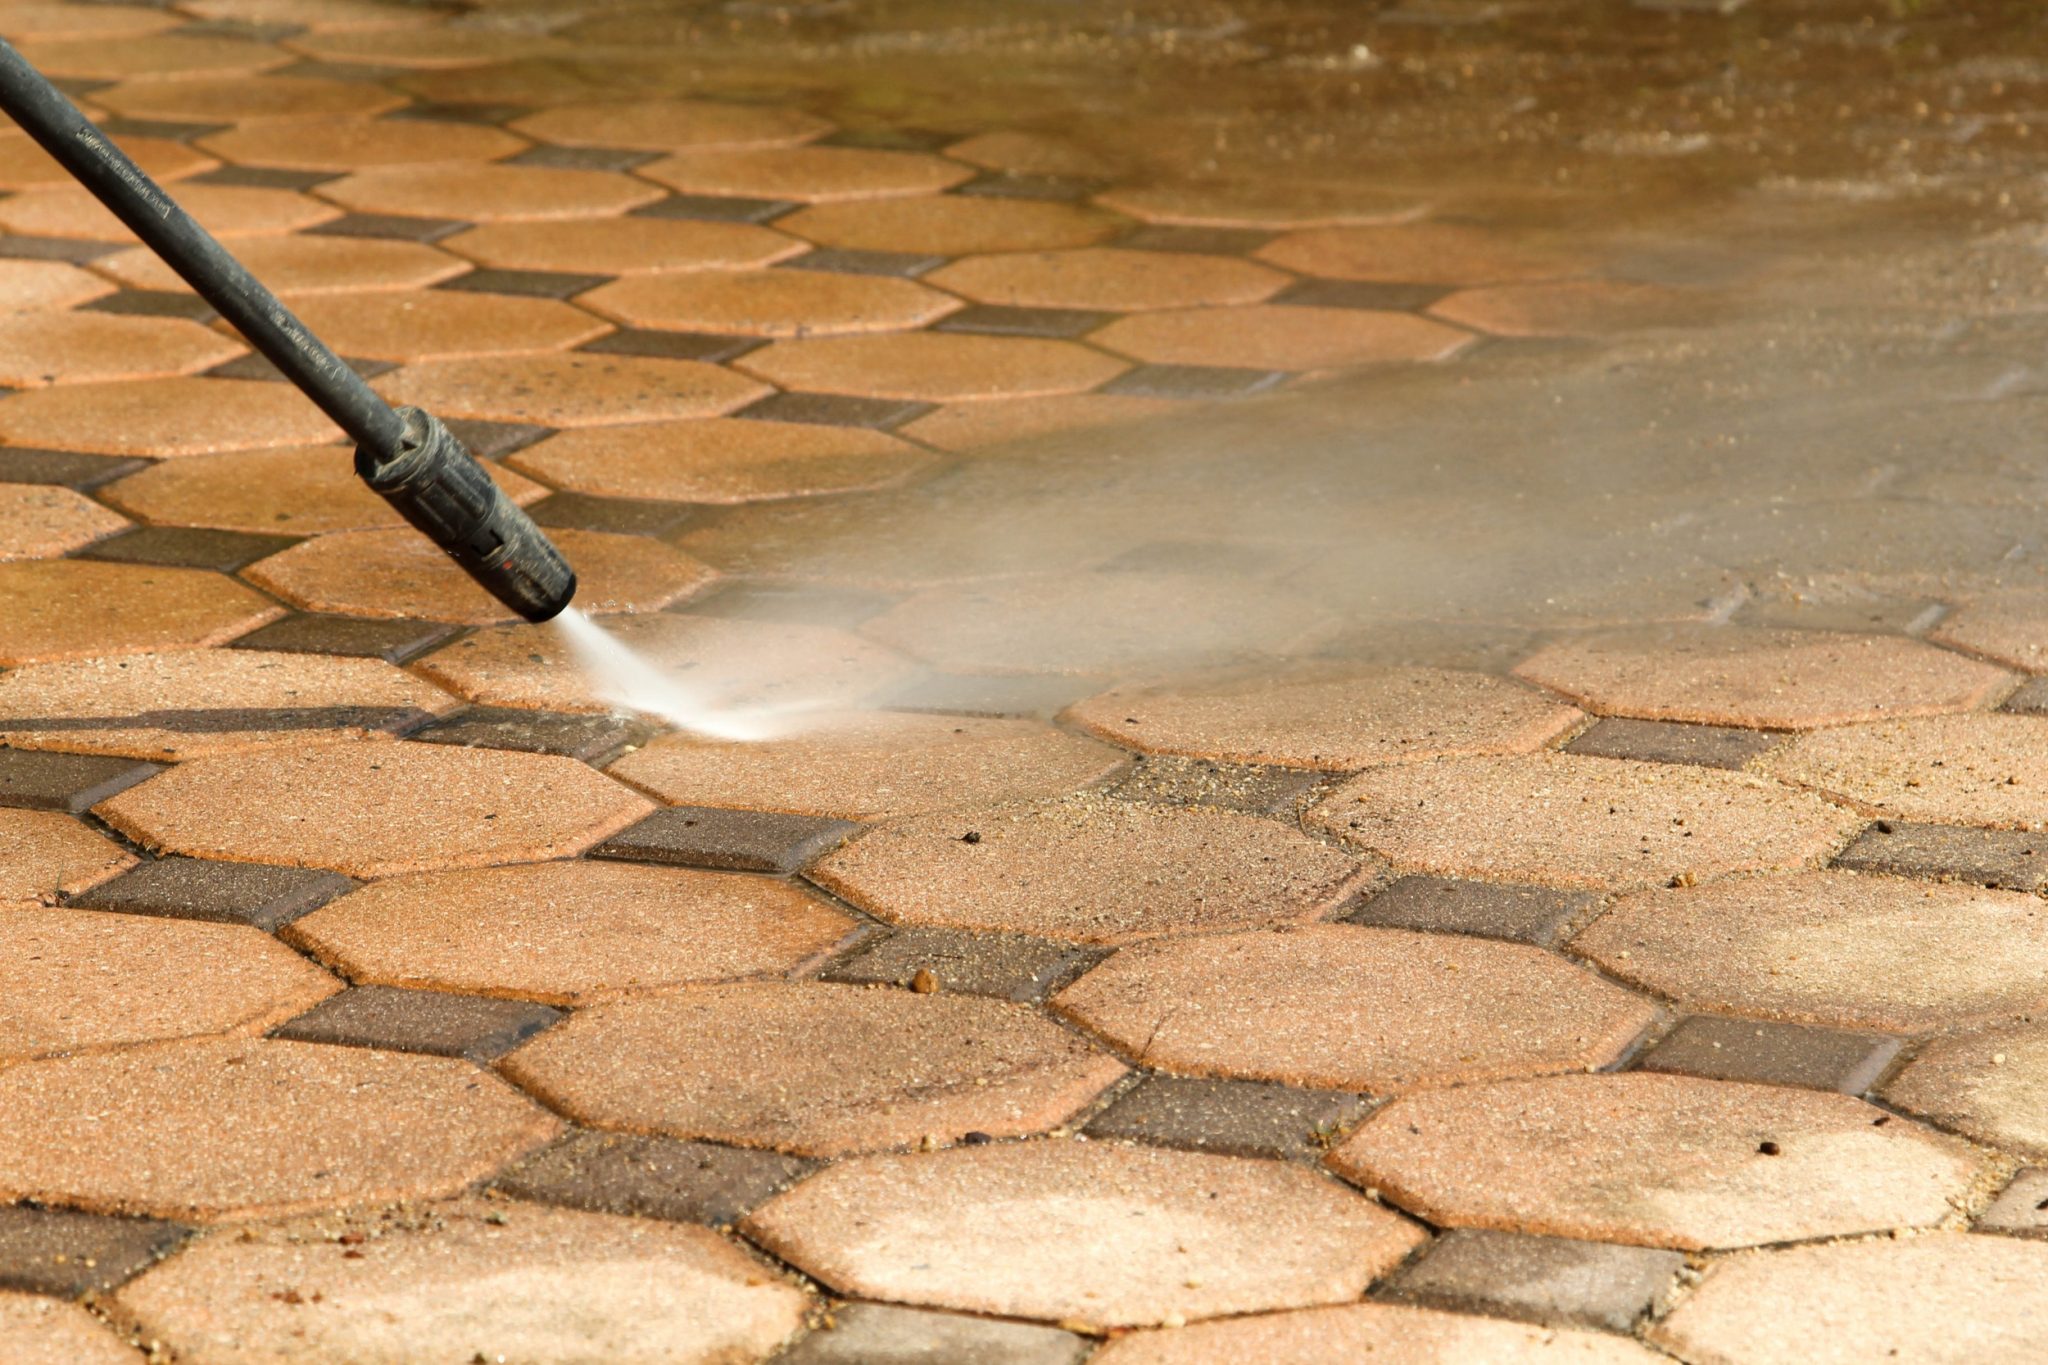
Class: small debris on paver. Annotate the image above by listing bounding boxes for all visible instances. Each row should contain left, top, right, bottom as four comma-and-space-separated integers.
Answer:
776, 1302, 1090, 1365
1082, 1075, 1373, 1161
1564, 716, 1783, 769
72, 856, 351, 932
1343, 876, 1598, 947
270, 985, 562, 1062
496, 1130, 817, 1227
1636, 1015, 1902, 1094
594, 805, 860, 874
0, 1203, 187, 1297
1833, 819, 2048, 891
1976, 1168, 2048, 1237
1377, 1227, 1684, 1332
820, 925, 1105, 1003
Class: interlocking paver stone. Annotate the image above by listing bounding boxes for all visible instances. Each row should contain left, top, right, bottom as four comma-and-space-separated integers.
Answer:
1095, 305, 1473, 371
290, 860, 851, 1005
0, 748, 157, 814
0, 907, 338, 1062
642, 146, 972, 202
96, 234, 466, 298
227, 613, 454, 664
277, 289, 609, 361
117, 1198, 808, 1362
495, 1131, 815, 1226
928, 247, 1286, 311
1564, 717, 1783, 769
97, 742, 653, 877
1758, 714, 2048, 829
1382, 1228, 1683, 1333
508, 418, 935, 504
0, 561, 282, 666
1637, 1015, 1902, 1094
271, 984, 561, 1061
443, 217, 803, 275
778, 1303, 1089, 1365
197, 116, 524, 171
1882, 1023, 2048, 1160
0, 1038, 557, 1220
745, 1141, 1426, 1329
1056, 925, 1653, 1091
1256, 223, 1583, 284
777, 197, 1118, 254
1514, 626, 2013, 729
375, 352, 769, 425
15, 32, 291, 81
1649, 1233, 2048, 1365
1574, 871, 2048, 1032
1833, 819, 2048, 890
1091, 1302, 1665, 1364
1331, 1072, 1988, 1250
1431, 280, 1704, 336
1345, 876, 1598, 946
413, 706, 645, 760
812, 794, 1372, 943
0, 258, 116, 311
0, 1292, 138, 1365
71, 856, 350, 932
1978, 1168, 2048, 1235
1309, 752, 1861, 890
320, 163, 665, 221
1102, 754, 1324, 817
900, 392, 1175, 450
79, 526, 297, 573
0, 184, 337, 242
582, 268, 955, 337
739, 332, 1125, 401
1097, 183, 1424, 229
0, 1203, 186, 1298
821, 927, 1104, 1003
1066, 665, 1582, 770
0, 313, 241, 387
0, 808, 133, 905
510, 98, 830, 151
1082, 1076, 1372, 1161
0, 376, 339, 457
0, 483, 126, 560
507, 981, 1124, 1156
1933, 590, 2048, 673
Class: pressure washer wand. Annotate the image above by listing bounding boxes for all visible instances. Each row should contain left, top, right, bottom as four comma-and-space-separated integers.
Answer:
0, 41, 576, 623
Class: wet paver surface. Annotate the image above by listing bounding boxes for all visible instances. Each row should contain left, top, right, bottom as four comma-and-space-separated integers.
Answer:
3, 0, 2048, 1360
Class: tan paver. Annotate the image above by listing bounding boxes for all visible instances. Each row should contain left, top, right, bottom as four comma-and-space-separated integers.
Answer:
100, 444, 543, 535
1432, 280, 1705, 337
119, 1199, 807, 1365
510, 97, 831, 151
0, 560, 282, 666
0, 808, 134, 904
96, 742, 653, 878
0, 312, 242, 387
414, 613, 917, 716
11, 32, 292, 80
1514, 626, 2013, 730
244, 526, 713, 623
0, 3, 175, 39
0, 648, 460, 760
1096, 183, 1426, 229
1067, 665, 1583, 770
1650, 1234, 2048, 1365
811, 794, 1372, 943
264, 291, 609, 362
0, 377, 340, 456
320, 163, 666, 222
745, 1141, 1425, 1329
0, 907, 339, 1063
777, 198, 1120, 255
0, 184, 337, 241
0, 258, 116, 311
505, 981, 1125, 1156
1330, 1072, 1988, 1250
1933, 589, 2048, 673
0, 129, 212, 192
900, 392, 1177, 450
608, 711, 1127, 818
738, 333, 1126, 401
1308, 752, 1861, 890
197, 117, 528, 171
581, 270, 958, 337
929, 247, 1287, 312
0, 483, 127, 560
1574, 871, 2048, 1033
92, 74, 406, 123
90, 235, 467, 296
374, 353, 769, 426
945, 130, 1113, 178
1095, 306, 1473, 371
507, 418, 937, 503
288, 860, 854, 1005
1255, 223, 1586, 284
180, 0, 444, 29
283, 27, 565, 68
1882, 1023, 2048, 1160
1094, 1302, 1666, 1364
0, 1292, 139, 1365
641, 146, 973, 202
1757, 714, 2048, 829
0, 1039, 557, 1220
1055, 924, 1653, 1092
442, 218, 804, 275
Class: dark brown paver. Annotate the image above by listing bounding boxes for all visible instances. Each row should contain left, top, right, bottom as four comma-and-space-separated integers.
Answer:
1344, 876, 1599, 948
736, 390, 934, 430
227, 612, 457, 663
777, 1303, 1089, 1365
1378, 1228, 1685, 1333
1637, 1015, 1903, 1094
1979, 1168, 2048, 1237
414, 707, 648, 762
1082, 1076, 1372, 1161
495, 1130, 816, 1227
0, 748, 159, 814
79, 526, 296, 570
1833, 819, 2048, 891
593, 805, 860, 875
270, 985, 562, 1062
820, 926, 1105, 1004
0, 1203, 186, 1297
1092, 1302, 1664, 1363
1564, 717, 1784, 770
70, 857, 351, 933
525, 492, 700, 537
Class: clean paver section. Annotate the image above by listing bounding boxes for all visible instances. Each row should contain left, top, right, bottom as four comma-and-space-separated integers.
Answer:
1882, 1022, 2048, 1161
1758, 714, 2048, 829
1092, 1302, 1666, 1364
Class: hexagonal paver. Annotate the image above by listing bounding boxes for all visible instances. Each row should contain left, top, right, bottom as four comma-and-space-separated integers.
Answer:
1066, 665, 1583, 770
1514, 626, 2014, 730
1757, 714, 2048, 829
738, 333, 1126, 401
244, 527, 713, 623
0, 483, 127, 560
0, 377, 340, 456
287, 860, 855, 1005
1573, 871, 2048, 1033
945, 130, 1112, 178
414, 613, 917, 716
776, 198, 1120, 255
640, 146, 972, 202
1649, 1234, 2048, 1365
508, 418, 936, 504
745, 1141, 1425, 1329
319, 163, 666, 222
92, 74, 405, 124
810, 794, 1372, 943
374, 353, 769, 426
284, 26, 564, 66
0, 312, 241, 387
1882, 1023, 2048, 1160
1308, 753, 1861, 891
96, 742, 653, 877
1255, 224, 1585, 285
0, 648, 461, 760
902, 392, 1176, 451
1054, 924, 1653, 1093
0, 561, 283, 666
510, 97, 831, 150
118, 1198, 808, 1365
0, 808, 134, 905
181, 0, 440, 28
0, 128, 213, 192
0, 258, 116, 311
442, 218, 804, 276
0, 1038, 557, 1220
1934, 590, 2048, 673
100, 445, 545, 535
0, 184, 337, 241
0, 907, 339, 1063
13, 33, 290, 81
1095, 306, 1473, 371
1093, 1302, 1666, 1365
90, 235, 468, 297
581, 270, 958, 337
1095, 183, 1425, 229
276, 291, 610, 362
505, 982, 1125, 1156
1430, 281, 1704, 337
0, 3, 176, 38
608, 711, 1127, 819
197, 117, 528, 171
928, 248, 1288, 312
1330, 1072, 1987, 1251
0, 1292, 137, 1365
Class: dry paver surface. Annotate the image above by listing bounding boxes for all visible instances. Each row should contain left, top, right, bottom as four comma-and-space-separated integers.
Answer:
0, 2, 2044, 1357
